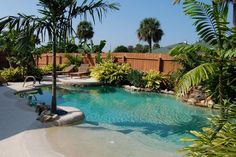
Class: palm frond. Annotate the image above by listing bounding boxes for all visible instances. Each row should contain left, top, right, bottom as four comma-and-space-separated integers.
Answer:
176, 63, 217, 96
183, 0, 229, 47
169, 44, 212, 56
78, 0, 120, 23
224, 48, 236, 58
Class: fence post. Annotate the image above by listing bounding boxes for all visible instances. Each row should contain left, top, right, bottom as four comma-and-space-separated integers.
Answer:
122, 56, 126, 63
46, 55, 49, 65
59, 56, 62, 64
36, 56, 39, 67
159, 58, 163, 72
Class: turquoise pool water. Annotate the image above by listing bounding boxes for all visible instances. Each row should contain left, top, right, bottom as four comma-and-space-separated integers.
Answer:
29, 86, 214, 151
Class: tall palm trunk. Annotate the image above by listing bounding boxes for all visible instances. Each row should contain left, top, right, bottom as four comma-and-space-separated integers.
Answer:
51, 25, 57, 114
149, 40, 152, 53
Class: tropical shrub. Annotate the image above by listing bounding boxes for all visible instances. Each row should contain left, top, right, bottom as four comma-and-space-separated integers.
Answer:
126, 69, 146, 87
90, 60, 131, 85
1, 67, 25, 81
64, 54, 82, 67
142, 70, 167, 91
40, 64, 66, 75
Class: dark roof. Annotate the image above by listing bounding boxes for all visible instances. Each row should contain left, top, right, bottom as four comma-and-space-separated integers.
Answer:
153, 43, 188, 53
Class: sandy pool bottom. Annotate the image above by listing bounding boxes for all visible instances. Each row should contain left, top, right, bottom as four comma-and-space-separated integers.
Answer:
46, 124, 183, 157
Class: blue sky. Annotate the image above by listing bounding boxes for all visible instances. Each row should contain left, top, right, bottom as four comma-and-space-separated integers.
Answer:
0, 0, 233, 51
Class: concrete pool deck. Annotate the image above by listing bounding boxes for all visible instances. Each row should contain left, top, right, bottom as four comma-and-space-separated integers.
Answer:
0, 81, 62, 157
0, 79, 180, 157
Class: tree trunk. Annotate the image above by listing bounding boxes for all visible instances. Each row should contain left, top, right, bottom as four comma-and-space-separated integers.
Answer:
149, 40, 152, 53
51, 29, 57, 114
210, 58, 225, 140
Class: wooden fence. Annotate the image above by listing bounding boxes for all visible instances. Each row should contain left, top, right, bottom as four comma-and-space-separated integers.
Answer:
36, 53, 181, 74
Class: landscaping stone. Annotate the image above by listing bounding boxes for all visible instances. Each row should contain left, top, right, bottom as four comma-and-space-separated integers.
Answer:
37, 110, 59, 123
48, 106, 85, 126
35, 103, 85, 125
187, 98, 197, 104
160, 89, 175, 95
35, 103, 50, 115
182, 86, 215, 108
207, 100, 214, 108
142, 88, 152, 92
130, 86, 141, 91
123, 85, 142, 92
123, 85, 174, 95
195, 100, 207, 107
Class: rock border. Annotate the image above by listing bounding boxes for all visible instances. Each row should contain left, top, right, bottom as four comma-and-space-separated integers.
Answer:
122, 85, 215, 108
122, 85, 174, 95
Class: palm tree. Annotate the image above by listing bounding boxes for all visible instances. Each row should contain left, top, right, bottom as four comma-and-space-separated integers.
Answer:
171, 0, 236, 155
77, 21, 94, 44
0, 0, 119, 113
137, 18, 164, 53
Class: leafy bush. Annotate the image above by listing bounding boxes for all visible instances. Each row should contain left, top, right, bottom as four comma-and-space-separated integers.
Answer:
1, 67, 25, 81
90, 60, 131, 85
40, 64, 66, 75
142, 70, 167, 91
126, 69, 146, 87
64, 54, 82, 67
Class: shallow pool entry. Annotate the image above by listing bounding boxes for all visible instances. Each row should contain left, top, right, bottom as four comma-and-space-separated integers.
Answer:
22, 86, 215, 151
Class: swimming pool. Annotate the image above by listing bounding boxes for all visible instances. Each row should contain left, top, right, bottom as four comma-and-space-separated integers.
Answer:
26, 85, 214, 153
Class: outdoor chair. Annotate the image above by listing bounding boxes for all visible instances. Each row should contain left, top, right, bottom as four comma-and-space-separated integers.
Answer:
0, 75, 8, 86
69, 64, 90, 78
56, 65, 76, 75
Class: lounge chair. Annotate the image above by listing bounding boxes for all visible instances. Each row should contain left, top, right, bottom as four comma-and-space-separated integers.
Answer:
0, 75, 8, 86
56, 65, 76, 75
69, 64, 90, 78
